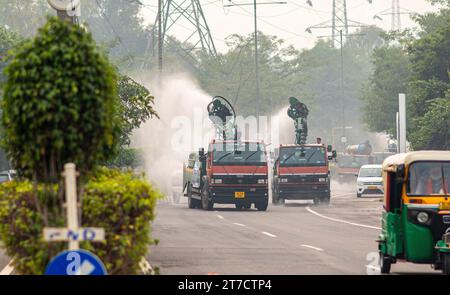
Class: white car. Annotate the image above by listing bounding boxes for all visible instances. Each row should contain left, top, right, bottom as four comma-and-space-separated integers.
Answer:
356, 164, 383, 198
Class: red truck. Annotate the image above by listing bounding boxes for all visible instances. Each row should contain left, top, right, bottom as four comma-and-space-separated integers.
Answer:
183, 139, 269, 211
272, 143, 335, 205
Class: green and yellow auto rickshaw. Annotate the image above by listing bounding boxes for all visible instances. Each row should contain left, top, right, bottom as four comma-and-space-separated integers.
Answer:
378, 151, 450, 274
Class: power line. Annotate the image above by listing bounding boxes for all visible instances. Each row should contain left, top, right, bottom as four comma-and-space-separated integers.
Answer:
94, 0, 146, 82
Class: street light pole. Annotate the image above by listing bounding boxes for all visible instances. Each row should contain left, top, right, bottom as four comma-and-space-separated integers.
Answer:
339, 30, 346, 148
253, 0, 261, 120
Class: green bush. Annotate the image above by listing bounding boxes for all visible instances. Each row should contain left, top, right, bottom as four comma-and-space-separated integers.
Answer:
0, 168, 161, 275
1, 17, 118, 181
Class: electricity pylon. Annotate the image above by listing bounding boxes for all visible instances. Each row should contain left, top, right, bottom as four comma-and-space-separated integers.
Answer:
305, 0, 368, 47
155, 0, 217, 56
373, 0, 412, 31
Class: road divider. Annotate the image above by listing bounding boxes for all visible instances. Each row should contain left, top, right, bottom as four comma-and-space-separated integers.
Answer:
306, 206, 381, 230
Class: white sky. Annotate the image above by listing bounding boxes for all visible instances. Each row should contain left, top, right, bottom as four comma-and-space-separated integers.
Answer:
139, 0, 439, 53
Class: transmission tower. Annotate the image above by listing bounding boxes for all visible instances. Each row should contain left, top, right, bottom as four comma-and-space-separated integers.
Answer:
306, 0, 368, 47
373, 0, 412, 31
155, 0, 217, 57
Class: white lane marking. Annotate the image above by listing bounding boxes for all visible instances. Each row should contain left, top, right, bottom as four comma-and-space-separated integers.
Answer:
0, 259, 14, 275
301, 244, 324, 252
217, 215, 224, 220
233, 223, 246, 227
261, 231, 277, 238
306, 206, 381, 230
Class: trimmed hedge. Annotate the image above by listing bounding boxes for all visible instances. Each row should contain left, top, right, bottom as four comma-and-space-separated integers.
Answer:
0, 168, 161, 275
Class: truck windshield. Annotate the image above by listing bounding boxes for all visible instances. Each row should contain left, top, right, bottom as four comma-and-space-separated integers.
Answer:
407, 162, 450, 196
279, 146, 326, 167
339, 156, 370, 168
212, 142, 266, 165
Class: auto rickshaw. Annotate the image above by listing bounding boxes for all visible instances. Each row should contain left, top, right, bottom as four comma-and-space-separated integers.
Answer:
378, 151, 450, 274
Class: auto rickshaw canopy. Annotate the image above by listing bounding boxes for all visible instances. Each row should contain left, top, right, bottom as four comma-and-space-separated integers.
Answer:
383, 151, 450, 173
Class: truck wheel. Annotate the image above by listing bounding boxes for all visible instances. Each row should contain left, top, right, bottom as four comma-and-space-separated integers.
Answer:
201, 184, 214, 210
443, 254, 450, 275
357, 193, 362, 198
379, 252, 392, 274
321, 196, 330, 205
256, 200, 268, 211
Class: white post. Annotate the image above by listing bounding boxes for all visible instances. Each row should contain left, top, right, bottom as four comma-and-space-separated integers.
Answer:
396, 112, 399, 153
64, 163, 79, 250
398, 93, 406, 153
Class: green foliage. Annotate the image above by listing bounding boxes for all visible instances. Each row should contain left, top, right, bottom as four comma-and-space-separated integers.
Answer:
361, 46, 411, 135
1, 17, 118, 181
361, 6, 449, 150
106, 148, 143, 169
81, 168, 161, 275
0, 25, 20, 86
117, 75, 158, 146
409, 97, 450, 150
0, 181, 65, 275
0, 168, 161, 275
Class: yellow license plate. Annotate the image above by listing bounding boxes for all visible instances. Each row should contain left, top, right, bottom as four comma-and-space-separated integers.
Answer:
368, 186, 377, 190
440, 202, 450, 210
235, 192, 245, 199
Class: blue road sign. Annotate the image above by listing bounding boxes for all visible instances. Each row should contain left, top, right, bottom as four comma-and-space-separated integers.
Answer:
45, 249, 107, 275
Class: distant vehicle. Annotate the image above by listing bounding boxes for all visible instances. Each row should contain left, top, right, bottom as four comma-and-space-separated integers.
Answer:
336, 153, 375, 181
373, 151, 395, 164
272, 144, 336, 205
0, 170, 16, 183
356, 164, 383, 198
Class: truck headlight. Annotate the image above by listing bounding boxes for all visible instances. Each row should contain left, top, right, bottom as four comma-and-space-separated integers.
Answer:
417, 212, 429, 224
257, 179, 267, 184
213, 178, 222, 184
318, 178, 327, 182
279, 178, 288, 183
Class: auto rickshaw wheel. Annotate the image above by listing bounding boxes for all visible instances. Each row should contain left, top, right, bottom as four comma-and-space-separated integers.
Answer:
443, 253, 450, 275
379, 252, 391, 274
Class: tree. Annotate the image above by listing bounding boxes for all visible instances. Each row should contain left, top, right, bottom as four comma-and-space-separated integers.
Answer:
2, 17, 118, 182
361, 46, 411, 135
409, 97, 450, 150
0, 25, 20, 86
117, 74, 158, 146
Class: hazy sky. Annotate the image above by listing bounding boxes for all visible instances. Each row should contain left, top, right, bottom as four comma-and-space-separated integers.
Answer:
139, 0, 439, 52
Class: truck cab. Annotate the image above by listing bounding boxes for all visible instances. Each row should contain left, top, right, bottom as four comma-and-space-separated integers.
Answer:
336, 153, 375, 182
272, 144, 333, 205
183, 140, 269, 211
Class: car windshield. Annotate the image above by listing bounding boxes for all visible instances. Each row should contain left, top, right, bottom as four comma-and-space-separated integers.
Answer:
339, 156, 370, 168
407, 162, 450, 196
279, 146, 326, 167
212, 142, 266, 165
359, 168, 381, 177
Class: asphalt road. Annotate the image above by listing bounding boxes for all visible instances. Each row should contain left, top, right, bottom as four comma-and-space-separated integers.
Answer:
0, 181, 439, 275
148, 181, 439, 275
